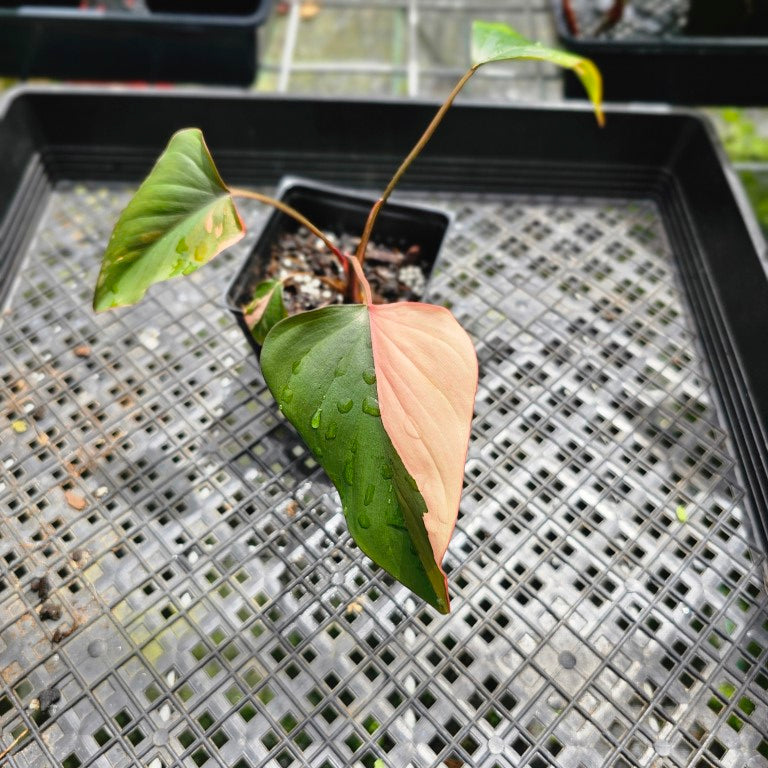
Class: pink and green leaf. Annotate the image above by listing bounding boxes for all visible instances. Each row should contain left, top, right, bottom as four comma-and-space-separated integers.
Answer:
260, 300, 477, 612
471, 20, 604, 125
93, 128, 245, 312
368, 302, 477, 569
244, 279, 287, 345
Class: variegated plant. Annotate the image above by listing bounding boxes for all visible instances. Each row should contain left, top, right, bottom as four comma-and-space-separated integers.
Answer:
93, 23, 603, 612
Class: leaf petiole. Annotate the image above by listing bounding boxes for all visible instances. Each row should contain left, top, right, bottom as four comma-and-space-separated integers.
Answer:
348, 253, 373, 305
355, 67, 478, 264
229, 187, 349, 269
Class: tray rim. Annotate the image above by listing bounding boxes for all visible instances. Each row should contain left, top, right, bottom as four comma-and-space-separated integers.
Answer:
1, 84, 763, 259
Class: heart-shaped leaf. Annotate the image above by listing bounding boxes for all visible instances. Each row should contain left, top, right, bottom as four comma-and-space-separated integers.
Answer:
244, 279, 287, 345
93, 128, 245, 312
471, 20, 604, 125
261, 302, 477, 612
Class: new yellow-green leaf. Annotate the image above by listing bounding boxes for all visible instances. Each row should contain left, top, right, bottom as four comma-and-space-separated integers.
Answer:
471, 20, 604, 125
93, 128, 245, 312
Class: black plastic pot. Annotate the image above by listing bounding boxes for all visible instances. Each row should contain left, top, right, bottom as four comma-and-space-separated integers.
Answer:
0, 0, 271, 84
225, 177, 452, 357
552, 0, 768, 105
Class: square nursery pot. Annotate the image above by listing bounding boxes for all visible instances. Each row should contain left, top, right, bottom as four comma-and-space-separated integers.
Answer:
225, 176, 452, 356
552, 0, 768, 104
0, 0, 271, 84
2, 87, 768, 767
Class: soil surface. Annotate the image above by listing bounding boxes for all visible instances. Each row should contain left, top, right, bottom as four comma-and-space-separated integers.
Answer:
263, 228, 428, 316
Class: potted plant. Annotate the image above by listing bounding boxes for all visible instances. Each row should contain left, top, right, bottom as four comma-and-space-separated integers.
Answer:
225, 177, 453, 355
91, 21, 603, 612
562, 0, 768, 36
553, 0, 768, 104
719, 108, 768, 237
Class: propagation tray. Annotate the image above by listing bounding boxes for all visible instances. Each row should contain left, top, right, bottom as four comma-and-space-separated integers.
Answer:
1, 87, 768, 768
551, 0, 768, 105
0, 0, 271, 85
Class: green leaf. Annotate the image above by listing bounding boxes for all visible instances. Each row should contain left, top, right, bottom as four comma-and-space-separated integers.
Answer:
260, 305, 450, 612
244, 279, 287, 346
93, 128, 245, 312
471, 20, 604, 125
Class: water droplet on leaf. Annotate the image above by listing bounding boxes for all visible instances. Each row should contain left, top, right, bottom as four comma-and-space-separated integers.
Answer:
362, 368, 376, 385
362, 396, 380, 417
334, 359, 347, 378
381, 464, 393, 480
281, 387, 293, 404
337, 399, 353, 414
385, 504, 407, 530
310, 408, 322, 429
344, 459, 354, 485
357, 512, 371, 529
175, 237, 188, 253
325, 422, 338, 440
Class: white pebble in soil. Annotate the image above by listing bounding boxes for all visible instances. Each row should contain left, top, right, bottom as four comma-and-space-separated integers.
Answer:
305, 277, 323, 302
398, 265, 426, 296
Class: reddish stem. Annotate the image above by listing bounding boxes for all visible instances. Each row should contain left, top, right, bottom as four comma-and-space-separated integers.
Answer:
562, 0, 580, 35
348, 255, 373, 306
229, 187, 348, 269
594, 0, 626, 34
354, 66, 478, 265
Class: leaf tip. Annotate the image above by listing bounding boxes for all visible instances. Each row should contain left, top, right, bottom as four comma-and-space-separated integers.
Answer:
92, 288, 115, 313
171, 126, 203, 142
573, 59, 605, 127
434, 587, 451, 614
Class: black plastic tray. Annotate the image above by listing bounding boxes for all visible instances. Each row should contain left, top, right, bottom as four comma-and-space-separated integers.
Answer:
2, 86, 768, 768
552, 0, 768, 105
0, 0, 271, 84
1, 87, 767, 552
226, 176, 451, 356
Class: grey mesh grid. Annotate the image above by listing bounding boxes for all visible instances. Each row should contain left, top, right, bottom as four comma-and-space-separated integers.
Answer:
259, 0, 562, 100
1, 180, 767, 768
562, 0, 687, 40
